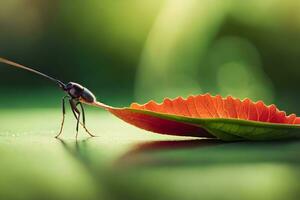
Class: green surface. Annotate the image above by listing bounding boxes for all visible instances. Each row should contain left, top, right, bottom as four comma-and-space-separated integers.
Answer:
0, 108, 300, 200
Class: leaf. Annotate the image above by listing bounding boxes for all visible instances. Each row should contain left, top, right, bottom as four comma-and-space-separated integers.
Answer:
88, 94, 300, 141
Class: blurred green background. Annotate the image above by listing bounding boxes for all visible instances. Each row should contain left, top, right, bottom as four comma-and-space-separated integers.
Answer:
1, 0, 300, 111
0, 0, 300, 200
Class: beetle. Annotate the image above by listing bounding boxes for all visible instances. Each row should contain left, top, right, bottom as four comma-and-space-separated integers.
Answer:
0, 57, 96, 139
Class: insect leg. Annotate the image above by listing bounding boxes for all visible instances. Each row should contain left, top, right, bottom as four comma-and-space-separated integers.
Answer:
55, 95, 69, 138
77, 102, 95, 137
69, 100, 92, 137
69, 99, 81, 139
70, 104, 79, 119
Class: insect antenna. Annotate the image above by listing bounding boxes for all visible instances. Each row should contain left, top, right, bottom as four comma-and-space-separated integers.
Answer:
0, 57, 66, 89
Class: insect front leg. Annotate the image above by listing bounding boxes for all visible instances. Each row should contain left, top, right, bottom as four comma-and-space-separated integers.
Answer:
55, 95, 70, 138
77, 102, 95, 137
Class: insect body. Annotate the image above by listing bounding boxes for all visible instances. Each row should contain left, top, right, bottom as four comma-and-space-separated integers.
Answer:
0, 57, 96, 139
65, 82, 96, 103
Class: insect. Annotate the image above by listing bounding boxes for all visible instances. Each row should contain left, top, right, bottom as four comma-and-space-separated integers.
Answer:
0, 57, 96, 139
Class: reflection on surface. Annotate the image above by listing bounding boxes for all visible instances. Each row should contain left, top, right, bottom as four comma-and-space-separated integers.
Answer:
118, 139, 224, 165
129, 139, 224, 152
117, 139, 300, 167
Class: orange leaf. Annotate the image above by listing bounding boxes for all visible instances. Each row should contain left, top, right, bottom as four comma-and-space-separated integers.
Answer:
87, 94, 300, 141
